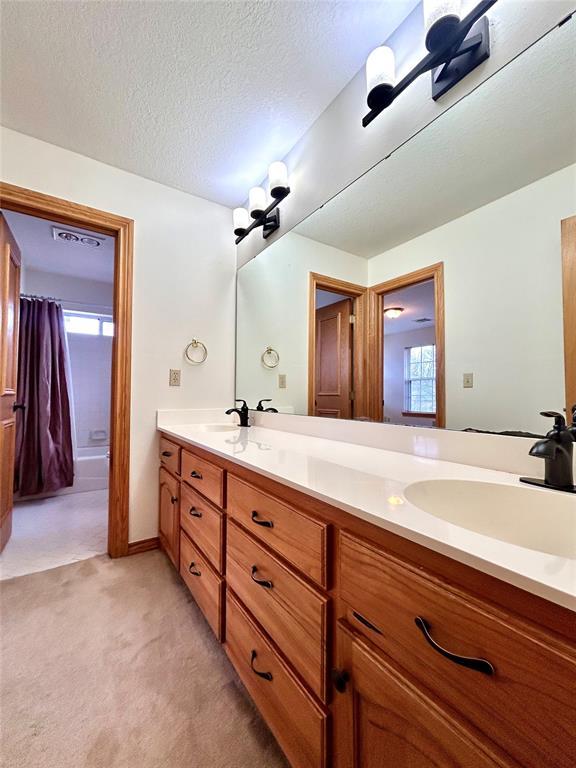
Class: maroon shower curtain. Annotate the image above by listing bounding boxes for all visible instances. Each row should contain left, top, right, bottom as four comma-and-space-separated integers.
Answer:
15, 298, 74, 496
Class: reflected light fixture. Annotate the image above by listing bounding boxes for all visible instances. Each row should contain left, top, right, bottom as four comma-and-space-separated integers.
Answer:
384, 306, 404, 319
233, 161, 291, 244
363, 0, 497, 127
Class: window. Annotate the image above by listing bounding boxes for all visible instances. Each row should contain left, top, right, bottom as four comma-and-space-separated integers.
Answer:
404, 344, 436, 415
63, 310, 114, 337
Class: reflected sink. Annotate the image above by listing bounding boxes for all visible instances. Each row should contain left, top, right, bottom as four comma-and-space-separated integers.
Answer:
193, 423, 239, 432
404, 480, 576, 558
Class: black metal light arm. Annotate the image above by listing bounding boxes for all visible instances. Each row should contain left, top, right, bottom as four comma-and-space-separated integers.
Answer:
363, 0, 498, 128
235, 188, 290, 245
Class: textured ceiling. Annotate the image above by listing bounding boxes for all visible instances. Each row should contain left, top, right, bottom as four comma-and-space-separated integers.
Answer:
295, 19, 576, 258
1, 0, 418, 208
3, 210, 115, 283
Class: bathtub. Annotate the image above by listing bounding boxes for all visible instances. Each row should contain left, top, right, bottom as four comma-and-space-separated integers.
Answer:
73, 448, 109, 493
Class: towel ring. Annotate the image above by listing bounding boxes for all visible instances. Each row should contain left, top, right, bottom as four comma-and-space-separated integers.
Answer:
261, 346, 280, 369
185, 339, 208, 365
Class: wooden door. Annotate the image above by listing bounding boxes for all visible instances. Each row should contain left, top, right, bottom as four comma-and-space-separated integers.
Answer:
314, 298, 352, 419
158, 467, 179, 567
0, 214, 21, 553
334, 624, 501, 768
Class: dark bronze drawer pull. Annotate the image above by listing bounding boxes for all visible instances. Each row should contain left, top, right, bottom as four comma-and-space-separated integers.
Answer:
161, 450, 173, 457
251, 510, 274, 528
190, 470, 203, 479
352, 610, 383, 635
251, 565, 273, 589
189, 507, 202, 518
188, 562, 201, 577
331, 668, 350, 694
250, 650, 273, 681
170, 495, 178, 505
415, 616, 494, 675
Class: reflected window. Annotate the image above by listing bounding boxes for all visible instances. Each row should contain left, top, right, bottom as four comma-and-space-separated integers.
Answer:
404, 345, 436, 415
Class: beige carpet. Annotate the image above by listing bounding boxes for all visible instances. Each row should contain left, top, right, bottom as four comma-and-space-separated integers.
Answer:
0, 551, 289, 768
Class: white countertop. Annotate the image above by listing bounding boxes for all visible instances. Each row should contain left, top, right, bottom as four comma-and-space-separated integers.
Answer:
158, 421, 576, 611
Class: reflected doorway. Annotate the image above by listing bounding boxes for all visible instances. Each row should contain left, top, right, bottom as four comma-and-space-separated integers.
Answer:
308, 273, 368, 419
369, 263, 445, 426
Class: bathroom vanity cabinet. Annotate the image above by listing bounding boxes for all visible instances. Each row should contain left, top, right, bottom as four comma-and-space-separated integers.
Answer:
158, 433, 576, 768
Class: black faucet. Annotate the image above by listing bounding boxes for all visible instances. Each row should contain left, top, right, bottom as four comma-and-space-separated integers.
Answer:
256, 399, 278, 413
225, 399, 250, 427
520, 411, 576, 493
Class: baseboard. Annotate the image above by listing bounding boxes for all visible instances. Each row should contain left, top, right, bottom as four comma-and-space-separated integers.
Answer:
127, 536, 160, 555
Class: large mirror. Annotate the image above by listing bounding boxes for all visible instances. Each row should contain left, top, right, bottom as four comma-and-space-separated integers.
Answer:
237, 20, 576, 436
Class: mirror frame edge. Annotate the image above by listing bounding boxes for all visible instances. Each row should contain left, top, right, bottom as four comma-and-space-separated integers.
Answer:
562, 215, 576, 417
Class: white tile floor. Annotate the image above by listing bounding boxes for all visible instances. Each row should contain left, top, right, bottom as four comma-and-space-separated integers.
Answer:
0, 489, 108, 580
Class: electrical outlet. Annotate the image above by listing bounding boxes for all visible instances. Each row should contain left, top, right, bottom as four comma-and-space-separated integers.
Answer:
463, 372, 474, 389
278, 373, 287, 389
169, 369, 181, 387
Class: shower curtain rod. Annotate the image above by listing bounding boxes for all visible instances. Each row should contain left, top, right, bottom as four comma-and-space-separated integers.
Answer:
20, 293, 113, 310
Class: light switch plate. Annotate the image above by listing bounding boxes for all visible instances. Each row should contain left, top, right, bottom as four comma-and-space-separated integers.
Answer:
169, 369, 181, 387
463, 372, 474, 389
278, 373, 287, 389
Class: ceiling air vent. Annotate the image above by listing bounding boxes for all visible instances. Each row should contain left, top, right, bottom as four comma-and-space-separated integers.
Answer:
52, 227, 105, 248
414, 317, 432, 323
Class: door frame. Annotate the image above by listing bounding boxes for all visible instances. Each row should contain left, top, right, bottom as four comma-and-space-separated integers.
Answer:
562, 216, 576, 417
368, 262, 445, 426
0, 182, 134, 558
308, 273, 368, 418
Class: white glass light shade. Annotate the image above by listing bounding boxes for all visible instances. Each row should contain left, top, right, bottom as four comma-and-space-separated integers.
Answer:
384, 307, 404, 319
233, 207, 249, 235
366, 46, 395, 109
268, 161, 289, 199
423, 0, 461, 51
249, 187, 267, 219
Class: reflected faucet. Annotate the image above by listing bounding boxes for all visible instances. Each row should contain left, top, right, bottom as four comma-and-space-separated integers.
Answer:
225, 399, 250, 427
256, 399, 278, 413
520, 411, 576, 493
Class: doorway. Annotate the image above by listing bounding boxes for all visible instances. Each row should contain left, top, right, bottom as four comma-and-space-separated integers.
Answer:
308, 273, 368, 419
0, 183, 133, 565
369, 263, 445, 426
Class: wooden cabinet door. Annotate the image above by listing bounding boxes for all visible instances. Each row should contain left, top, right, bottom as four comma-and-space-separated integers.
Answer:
334, 623, 504, 768
314, 298, 352, 419
0, 214, 21, 553
159, 467, 179, 567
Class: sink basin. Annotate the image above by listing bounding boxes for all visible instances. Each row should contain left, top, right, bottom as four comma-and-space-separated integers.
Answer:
193, 423, 239, 432
404, 479, 576, 558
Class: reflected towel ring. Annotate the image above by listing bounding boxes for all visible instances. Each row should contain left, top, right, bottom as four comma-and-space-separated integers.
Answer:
261, 346, 280, 369
185, 339, 208, 365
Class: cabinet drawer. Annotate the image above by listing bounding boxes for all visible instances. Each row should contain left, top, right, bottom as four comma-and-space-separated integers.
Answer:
339, 531, 576, 768
225, 593, 327, 768
227, 520, 328, 700
159, 436, 180, 476
180, 483, 224, 573
228, 475, 328, 586
180, 530, 223, 641
181, 450, 224, 508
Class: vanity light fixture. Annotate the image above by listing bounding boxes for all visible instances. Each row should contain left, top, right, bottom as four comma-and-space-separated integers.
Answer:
234, 161, 291, 244
384, 306, 405, 319
363, 0, 497, 127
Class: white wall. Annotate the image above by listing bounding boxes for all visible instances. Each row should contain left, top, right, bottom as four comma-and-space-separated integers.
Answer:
1, 127, 236, 542
236, 231, 367, 415
24, 269, 113, 312
369, 164, 575, 435
237, 0, 573, 266
384, 326, 436, 426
